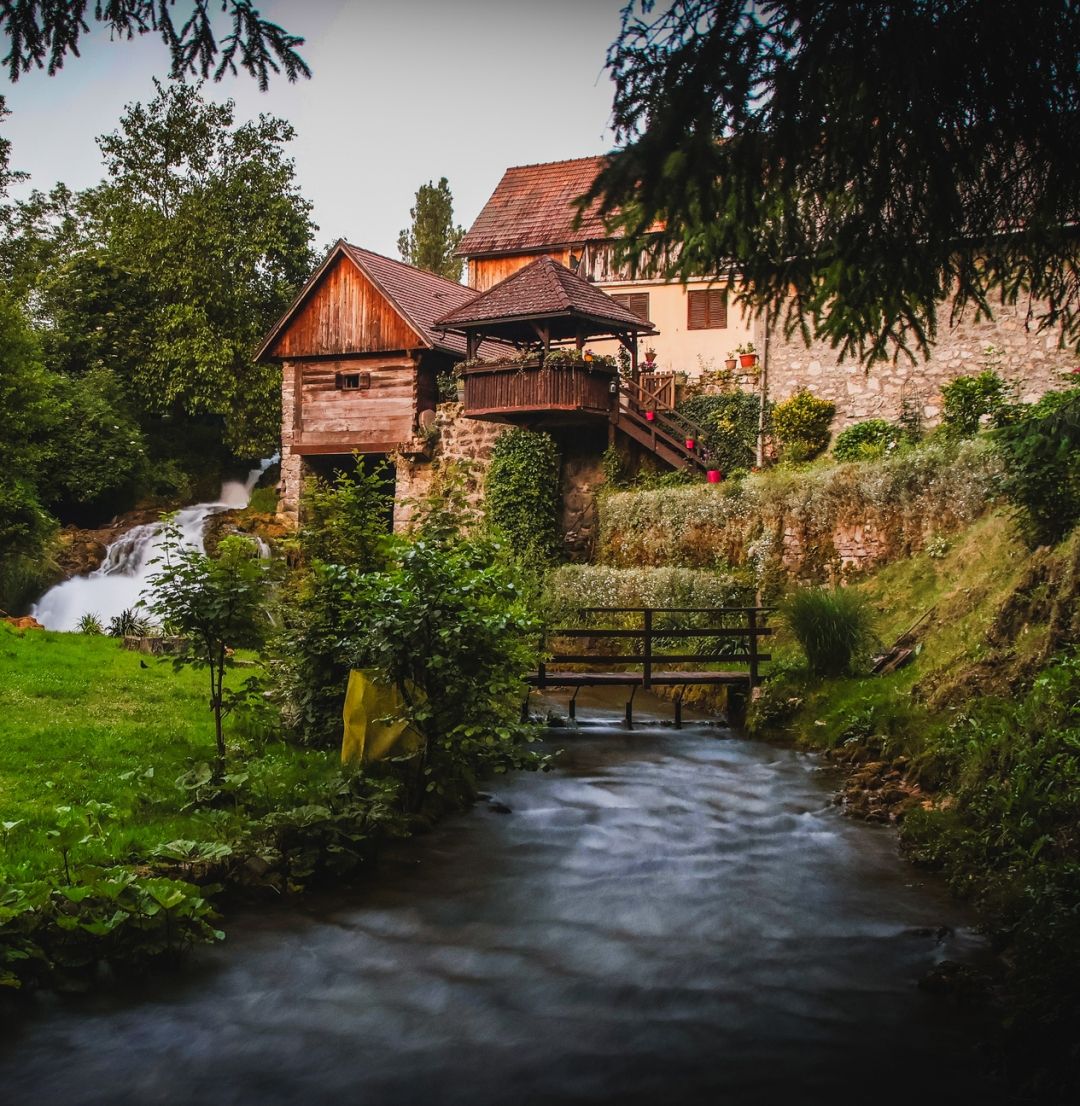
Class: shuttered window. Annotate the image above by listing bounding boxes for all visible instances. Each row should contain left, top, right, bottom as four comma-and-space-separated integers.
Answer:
611, 292, 651, 322
687, 289, 728, 329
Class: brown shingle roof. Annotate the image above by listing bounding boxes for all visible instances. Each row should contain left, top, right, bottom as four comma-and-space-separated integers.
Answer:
457, 156, 610, 258
434, 256, 654, 333
255, 241, 513, 361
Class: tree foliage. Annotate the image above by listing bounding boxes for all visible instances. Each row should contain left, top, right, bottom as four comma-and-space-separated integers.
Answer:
0, 294, 57, 606
0, 1, 309, 89
996, 387, 1080, 548
146, 528, 273, 760
6, 81, 316, 457
397, 177, 465, 281
588, 1, 1080, 364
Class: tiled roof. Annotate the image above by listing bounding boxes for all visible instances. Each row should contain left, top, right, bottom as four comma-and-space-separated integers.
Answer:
255, 241, 513, 361
434, 257, 653, 332
457, 156, 610, 257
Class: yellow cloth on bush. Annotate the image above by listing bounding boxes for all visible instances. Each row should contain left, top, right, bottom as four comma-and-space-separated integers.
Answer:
341, 669, 424, 765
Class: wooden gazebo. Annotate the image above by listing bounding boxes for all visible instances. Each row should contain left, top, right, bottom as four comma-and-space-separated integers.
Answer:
434, 257, 656, 423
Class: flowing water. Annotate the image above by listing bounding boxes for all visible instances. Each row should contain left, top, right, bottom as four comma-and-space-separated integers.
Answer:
30, 461, 274, 632
0, 691, 1002, 1105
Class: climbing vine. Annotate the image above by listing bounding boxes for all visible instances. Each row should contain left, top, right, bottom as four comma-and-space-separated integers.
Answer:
485, 428, 562, 563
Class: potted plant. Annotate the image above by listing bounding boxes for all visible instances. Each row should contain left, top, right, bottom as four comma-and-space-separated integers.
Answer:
643, 347, 658, 371
725, 350, 738, 372
736, 342, 758, 369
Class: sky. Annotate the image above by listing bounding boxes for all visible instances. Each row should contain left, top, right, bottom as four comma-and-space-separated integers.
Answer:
0, 0, 626, 260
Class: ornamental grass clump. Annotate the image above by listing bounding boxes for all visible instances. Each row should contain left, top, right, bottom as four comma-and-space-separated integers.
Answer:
784, 586, 877, 677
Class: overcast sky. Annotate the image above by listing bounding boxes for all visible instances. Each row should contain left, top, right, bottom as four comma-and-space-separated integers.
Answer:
1, 0, 625, 260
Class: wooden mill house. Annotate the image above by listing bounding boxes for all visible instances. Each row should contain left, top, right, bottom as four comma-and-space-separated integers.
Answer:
262, 240, 715, 535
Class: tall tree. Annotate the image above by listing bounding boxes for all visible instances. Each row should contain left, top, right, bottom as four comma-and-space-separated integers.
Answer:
0, 95, 23, 199
397, 177, 465, 281
587, 1, 1080, 364
36, 81, 318, 456
0, 1, 308, 89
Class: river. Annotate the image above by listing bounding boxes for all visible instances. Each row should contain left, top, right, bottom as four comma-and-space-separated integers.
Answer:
0, 691, 1002, 1105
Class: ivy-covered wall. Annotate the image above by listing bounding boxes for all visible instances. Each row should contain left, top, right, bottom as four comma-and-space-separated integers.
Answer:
598, 438, 1001, 585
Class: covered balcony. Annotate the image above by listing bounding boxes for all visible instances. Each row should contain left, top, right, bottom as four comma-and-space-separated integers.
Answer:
434, 256, 656, 425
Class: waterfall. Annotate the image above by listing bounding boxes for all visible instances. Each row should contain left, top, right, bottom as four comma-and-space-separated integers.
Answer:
31, 459, 275, 633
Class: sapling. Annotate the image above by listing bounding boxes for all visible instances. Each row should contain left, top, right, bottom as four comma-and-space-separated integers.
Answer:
145, 524, 272, 762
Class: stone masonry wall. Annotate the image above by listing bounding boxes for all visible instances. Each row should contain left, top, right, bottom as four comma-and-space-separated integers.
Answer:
279, 365, 303, 523
762, 299, 1074, 429
392, 404, 508, 531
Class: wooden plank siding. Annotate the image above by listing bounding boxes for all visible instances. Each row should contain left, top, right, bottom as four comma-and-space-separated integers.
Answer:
289, 356, 418, 456
270, 255, 423, 359
468, 249, 571, 292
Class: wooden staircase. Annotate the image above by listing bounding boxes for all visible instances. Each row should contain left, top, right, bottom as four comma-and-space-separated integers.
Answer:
613, 376, 712, 474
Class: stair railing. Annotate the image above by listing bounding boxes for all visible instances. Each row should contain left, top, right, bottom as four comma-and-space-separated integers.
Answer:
618, 376, 712, 469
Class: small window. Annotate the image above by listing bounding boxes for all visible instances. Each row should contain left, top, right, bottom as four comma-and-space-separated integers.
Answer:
687, 289, 727, 330
336, 371, 370, 390
611, 292, 651, 322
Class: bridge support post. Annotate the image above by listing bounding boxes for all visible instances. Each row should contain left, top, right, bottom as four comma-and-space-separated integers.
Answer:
569, 687, 581, 722
674, 692, 683, 730
625, 685, 637, 730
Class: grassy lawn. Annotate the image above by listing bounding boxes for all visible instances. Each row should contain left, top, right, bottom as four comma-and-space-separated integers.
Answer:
0, 624, 332, 883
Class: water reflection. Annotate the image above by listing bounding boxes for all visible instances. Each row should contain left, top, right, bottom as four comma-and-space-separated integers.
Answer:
0, 691, 1001, 1105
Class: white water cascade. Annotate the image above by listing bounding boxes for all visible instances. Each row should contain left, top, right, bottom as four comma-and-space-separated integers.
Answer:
31, 460, 275, 633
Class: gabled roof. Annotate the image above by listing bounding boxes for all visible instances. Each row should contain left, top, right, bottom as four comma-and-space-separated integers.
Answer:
340, 244, 481, 356
256, 240, 511, 361
434, 256, 655, 334
456, 156, 610, 258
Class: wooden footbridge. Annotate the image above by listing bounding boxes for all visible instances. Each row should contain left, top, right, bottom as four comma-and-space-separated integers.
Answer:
525, 606, 774, 727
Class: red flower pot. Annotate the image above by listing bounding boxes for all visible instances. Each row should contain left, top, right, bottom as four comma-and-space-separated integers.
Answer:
739, 353, 758, 369
685, 438, 695, 450
645, 410, 656, 421
706, 469, 722, 483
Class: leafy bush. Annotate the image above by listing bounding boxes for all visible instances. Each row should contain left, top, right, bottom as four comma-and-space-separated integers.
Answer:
546, 565, 752, 619
832, 418, 905, 462
76, 612, 104, 635
995, 387, 1080, 546
677, 390, 763, 473
276, 467, 394, 748
300, 460, 393, 567
106, 607, 152, 638
485, 428, 561, 563
275, 562, 367, 748
783, 586, 877, 677
342, 502, 543, 805
941, 369, 1015, 436
0, 868, 223, 990
771, 389, 836, 461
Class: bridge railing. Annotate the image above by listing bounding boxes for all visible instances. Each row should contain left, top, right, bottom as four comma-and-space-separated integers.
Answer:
536, 606, 775, 690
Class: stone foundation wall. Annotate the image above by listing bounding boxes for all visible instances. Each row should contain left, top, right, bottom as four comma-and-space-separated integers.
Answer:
279, 366, 303, 523
761, 299, 1074, 430
393, 404, 508, 531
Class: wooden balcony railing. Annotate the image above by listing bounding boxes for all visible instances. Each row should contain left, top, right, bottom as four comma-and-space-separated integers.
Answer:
461, 358, 616, 419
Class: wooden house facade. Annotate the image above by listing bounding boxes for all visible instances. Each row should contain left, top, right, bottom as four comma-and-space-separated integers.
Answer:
257, 241, 505, 519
